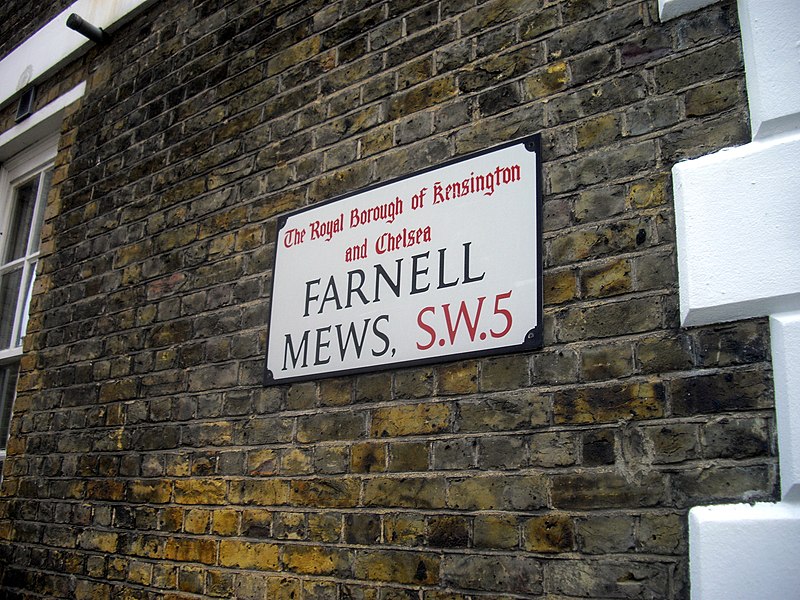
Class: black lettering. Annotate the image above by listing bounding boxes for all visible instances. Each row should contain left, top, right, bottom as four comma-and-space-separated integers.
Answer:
371, 315, 391, 357
304, 279, 320, 317
314, 326, 332, 365
374, 259, 402, 302
346, 269, 369, 308
410, 252, 430, 295
462, 242, 485, 284
335, 319, 370, 359
437, 247, 459, 289
319, 276, 342, 314
283, 331, 309, 370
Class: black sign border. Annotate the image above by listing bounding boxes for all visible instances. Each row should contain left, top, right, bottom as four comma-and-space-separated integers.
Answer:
264, 133, 543, 386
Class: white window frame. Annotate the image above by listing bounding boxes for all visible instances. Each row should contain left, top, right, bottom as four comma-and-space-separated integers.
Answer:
0, 134, 58, 363
0, 134, 58, 456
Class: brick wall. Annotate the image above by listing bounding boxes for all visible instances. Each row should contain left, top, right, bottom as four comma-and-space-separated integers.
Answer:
0, 0, 776, 598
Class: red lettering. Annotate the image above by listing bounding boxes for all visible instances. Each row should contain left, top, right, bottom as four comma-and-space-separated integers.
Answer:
375, 226, 432, 255
416, 306, 437, 350
443, 297, 485, 344
415, 292, 513, 351
490, 290, 513, 338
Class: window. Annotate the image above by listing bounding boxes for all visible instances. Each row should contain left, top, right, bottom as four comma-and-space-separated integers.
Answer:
0, 135, 56, 452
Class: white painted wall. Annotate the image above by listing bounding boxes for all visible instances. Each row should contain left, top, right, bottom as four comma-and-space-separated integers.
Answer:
666, 0, 800, 598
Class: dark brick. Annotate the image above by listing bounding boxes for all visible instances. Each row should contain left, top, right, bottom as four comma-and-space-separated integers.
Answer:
671, 465, 776, 507
478, 436, 526, 470
582, 429, 616, 466
432, 438, 475, 470
345, 514, 380, 545
576, 514, 636, 554
671, 369, 772, 416
546, 559, 669, 598
644, 423, 700, 464
442, 554, 542, 594
555, 381, 665, 424
702, 416, 771, 459
691, 320, 769, 367
654, 39, 743, 93
427, 515, 469, 548
552, 471, 666, 509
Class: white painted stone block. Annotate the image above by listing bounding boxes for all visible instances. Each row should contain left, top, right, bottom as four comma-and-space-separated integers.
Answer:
690, 503, 800, 600
673, 131, 800, 327
770, 312, 800, 502
738, 0, 800, 139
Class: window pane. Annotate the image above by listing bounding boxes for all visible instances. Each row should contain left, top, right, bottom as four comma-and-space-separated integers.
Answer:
0, 267, 23, 349
4, 176, 39, 263
28, 169, 52, 255
16, 262, 37, 347
0, 362, 19, 449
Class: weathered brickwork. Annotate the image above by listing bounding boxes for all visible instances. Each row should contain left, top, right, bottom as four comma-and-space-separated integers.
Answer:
0, 0, 775, 598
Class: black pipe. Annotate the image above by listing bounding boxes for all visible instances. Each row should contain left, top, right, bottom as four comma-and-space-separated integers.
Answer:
66, 13, 109, 44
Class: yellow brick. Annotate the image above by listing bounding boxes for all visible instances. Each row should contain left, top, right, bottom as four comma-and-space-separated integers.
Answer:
383, 514, 425, 546
281, 448, 313, 475
127, 560, 152, 585
219, 540, 279, 570
212, 509, 239, 535
581, 259, 632, 299
474, 514, 519, 549
576, 113, 621, 150
318, 377, 353, 406
247, 448, 278, 476
124, 534, 166, 559
544, 269, 578, 305
282, 544, 351, 576
289, 478, 360, 508
307, 513, 341, 543
159, 507, 184, 533
371, 402, 451, 437
86, 480, 125, 501
627, 175, 668, 209
436, 361, 478, 396
447, 475, 547, 511
523, 513, 575, 552
241, 509, 273, 537
351, 442, 386, 473
184, 509, 211, 534
174, 479, 226, 505
165, 537, 217, 564
267, 35, 323, 76
364, 476, 446, 509
77, 529, 118, 553
267, 576, 302, 600
128, 480, 172, 504
524, 61, 569, 99
230, 479, 289, 506
554, 381, 664, 424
